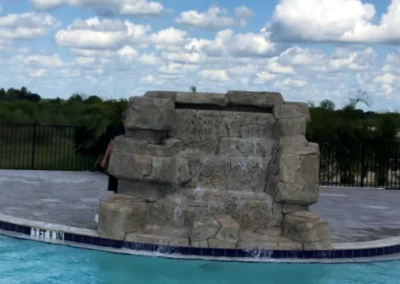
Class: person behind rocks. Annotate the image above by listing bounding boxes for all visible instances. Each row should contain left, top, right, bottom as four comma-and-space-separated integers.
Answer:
100, 111, 126, 193
95, 111, 126, 225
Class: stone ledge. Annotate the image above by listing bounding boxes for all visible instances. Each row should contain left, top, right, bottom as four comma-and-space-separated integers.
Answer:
2, 213, 400, 262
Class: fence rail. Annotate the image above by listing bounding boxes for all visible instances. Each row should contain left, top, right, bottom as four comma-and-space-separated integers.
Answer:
0, 123, 96, 171
319, 140, 400, 189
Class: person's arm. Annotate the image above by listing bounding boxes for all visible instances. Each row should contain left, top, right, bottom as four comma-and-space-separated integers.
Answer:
100, 140, 113, 168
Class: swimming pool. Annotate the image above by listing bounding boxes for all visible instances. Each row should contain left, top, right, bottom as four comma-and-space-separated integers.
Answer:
0, 235, 398, 284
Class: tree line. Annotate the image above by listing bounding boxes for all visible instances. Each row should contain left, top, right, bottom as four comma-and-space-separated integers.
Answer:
1, 86, 399, 186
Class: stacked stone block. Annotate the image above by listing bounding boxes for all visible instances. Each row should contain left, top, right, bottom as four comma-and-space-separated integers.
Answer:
98, 90, 332, 250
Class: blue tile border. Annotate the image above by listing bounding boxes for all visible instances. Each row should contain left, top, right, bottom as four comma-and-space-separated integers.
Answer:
1, 219, 400, 261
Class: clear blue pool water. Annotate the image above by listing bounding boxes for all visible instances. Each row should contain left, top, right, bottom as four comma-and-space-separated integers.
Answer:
0, 234, 399, 284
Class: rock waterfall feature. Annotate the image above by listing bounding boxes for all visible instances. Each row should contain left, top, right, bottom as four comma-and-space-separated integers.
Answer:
97, 90, 332, 251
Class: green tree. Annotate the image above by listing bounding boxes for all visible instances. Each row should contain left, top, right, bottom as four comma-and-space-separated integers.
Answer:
319, 99, 335, 110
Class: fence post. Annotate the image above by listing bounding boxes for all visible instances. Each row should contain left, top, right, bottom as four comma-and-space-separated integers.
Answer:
31, 123, 37, 169
360, 141, 365, 187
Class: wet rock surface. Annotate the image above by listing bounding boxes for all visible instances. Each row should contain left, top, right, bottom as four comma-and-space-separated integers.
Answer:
98, 90, 332, 250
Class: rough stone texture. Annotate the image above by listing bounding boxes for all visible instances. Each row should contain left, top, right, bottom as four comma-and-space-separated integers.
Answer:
113, 136, 182, 156
285, 102, 311, 122
273, 117, 307, 138
175, 92, 229, 106
279, 135, 308, 146
283, 211, 332, 249
98, 195, 147, 240
125, 129, 169, 144
190, 215, 240, 249
273, 104, 304, 120
226, 90, 284, 107
101, 90, 332, 250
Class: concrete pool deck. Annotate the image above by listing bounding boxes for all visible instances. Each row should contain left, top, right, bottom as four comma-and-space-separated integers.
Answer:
0, 170, 400, 244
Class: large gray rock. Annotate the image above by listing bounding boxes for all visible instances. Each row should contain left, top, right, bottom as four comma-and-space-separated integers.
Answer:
108, 153, 152, 180
144, 90, 177, 99
273, 117, 307, 137
282, 211, 332, 249
113, 136, 182, 156
125, 129, 169, 144
98, 195, 147, 240
118, 180, 177, 202
218, 138, 277, 157
273, 104, 304, 120
267, 176, 319, 205
175, 92, 229, 106
226, 91, 284, 108
191, 215, 240, 249
285, 102, 311, 122
125, 97, 174, 131
101, 89, 331, 251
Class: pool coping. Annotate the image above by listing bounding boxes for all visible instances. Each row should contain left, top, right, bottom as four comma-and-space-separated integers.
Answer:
1, 213, 400, 263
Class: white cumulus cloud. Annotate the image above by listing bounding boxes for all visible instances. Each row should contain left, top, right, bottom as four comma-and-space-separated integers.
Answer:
55, 17, 150, 49
0, 12, 59, 39
30, 0, 164, 16
199, 69, 231, 81
268, 0, 400, 43
176, 7, 234, 29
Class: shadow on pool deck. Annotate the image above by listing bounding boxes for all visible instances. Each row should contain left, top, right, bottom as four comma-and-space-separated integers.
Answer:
0, 170, 399, 243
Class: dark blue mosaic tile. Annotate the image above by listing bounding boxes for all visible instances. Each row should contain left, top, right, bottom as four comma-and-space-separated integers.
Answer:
14, 225, 23, 234
0, 221, 4, 230
225, 249, 237, 258
362, 249, 371, 257
122, 241, 136, 250
343, 249, 353, 258
190, 247, 202, 256
64, 233, 73, 242
314, 251, 327, 259
303, 250, 315, 259
394, 245, 400, 254
23, 226, 31, 235
261, 250, 276, 259
133, 243, 147, 251
3, 222, 15, 232
284, 250, 299, 259
213, 248, 225, 257
382, 247, 389, 255
101, 238, 122, 249
201, 248, 214, 257
157, 245, 180, 255
334, 250, 344, 258
354, 249, 363, 258
369, 248, 377, 257
81, 235, 92, 245
324, 250, 335, 258
269, 250, 282, 259
294, 250, 305, 259
177, 246, 191, 256
377, 247, 384, 256
72, 234, 82, 243
92, 237, 102, 246
236, 249, 248, 258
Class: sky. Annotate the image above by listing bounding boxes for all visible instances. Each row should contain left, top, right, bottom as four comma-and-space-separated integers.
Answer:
0, 0, 399, 111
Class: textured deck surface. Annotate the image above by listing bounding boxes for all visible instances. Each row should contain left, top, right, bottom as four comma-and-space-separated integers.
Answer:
0, 170, 399, 243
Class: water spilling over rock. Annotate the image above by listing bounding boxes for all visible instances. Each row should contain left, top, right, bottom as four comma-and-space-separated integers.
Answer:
97, 90, 332, 251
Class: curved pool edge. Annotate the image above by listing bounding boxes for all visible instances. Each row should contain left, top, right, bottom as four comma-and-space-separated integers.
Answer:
1, 213, 400, 264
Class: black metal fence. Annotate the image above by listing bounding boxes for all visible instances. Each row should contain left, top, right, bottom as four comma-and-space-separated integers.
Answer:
1, 123, 400, 189
319, 140, 400, 189
0, 123, 96, 171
